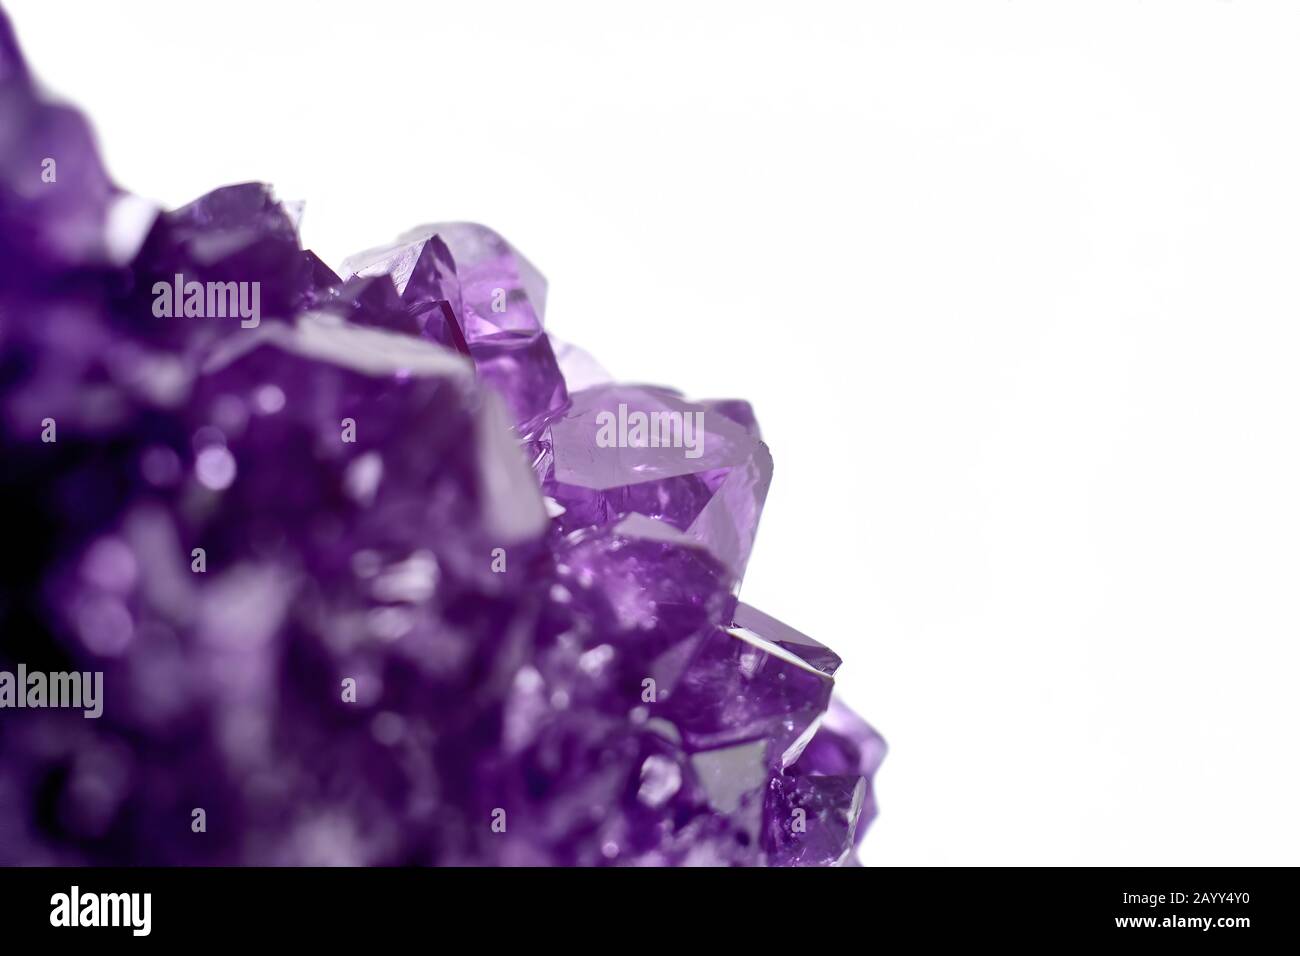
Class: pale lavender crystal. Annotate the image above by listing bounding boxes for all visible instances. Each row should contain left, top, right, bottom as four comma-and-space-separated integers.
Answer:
537, 383, 773, 583
733, 601, 842, 676
423, 221, 548, 341
340, 223, 566, 429
0, 7, 882, 867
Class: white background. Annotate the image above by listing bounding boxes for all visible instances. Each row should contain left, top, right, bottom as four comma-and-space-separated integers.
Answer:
11, 0, 1299, 865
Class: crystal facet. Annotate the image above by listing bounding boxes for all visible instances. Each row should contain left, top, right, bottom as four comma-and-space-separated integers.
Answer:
538, 384, 773, 583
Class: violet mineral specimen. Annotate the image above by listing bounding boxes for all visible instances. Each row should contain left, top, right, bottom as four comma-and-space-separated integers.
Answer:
0, 8, 884, 866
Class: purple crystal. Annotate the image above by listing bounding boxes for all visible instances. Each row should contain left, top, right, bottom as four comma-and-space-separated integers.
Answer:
733, 601, 842, 676
0, 9, 882, 866
0, 13, 115, 276
340, 223, 566, 429
537, 383, 773, 583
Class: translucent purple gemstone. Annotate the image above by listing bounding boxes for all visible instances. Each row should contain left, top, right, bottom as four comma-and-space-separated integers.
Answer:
0, 9, 882, 866
539, 383, 773, 583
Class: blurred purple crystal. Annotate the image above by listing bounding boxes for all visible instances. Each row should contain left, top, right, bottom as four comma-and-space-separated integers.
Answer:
0, 9, 882, 866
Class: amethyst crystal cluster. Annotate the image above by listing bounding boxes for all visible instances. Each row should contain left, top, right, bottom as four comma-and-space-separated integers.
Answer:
0, 10, 883, 866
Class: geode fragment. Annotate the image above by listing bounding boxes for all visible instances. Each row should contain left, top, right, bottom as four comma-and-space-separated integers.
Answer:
0, 8, 883, 866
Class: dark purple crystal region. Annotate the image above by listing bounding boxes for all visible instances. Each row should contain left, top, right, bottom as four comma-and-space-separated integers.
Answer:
0, 9, 883, 866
